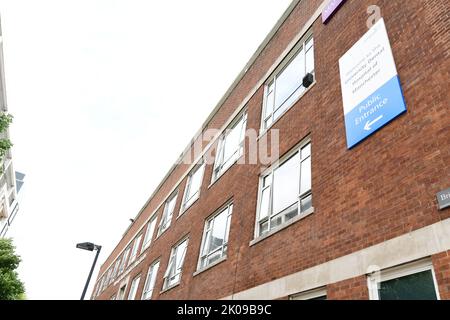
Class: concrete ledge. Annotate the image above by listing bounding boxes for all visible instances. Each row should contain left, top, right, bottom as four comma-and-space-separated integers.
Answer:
221, 217, 450, 300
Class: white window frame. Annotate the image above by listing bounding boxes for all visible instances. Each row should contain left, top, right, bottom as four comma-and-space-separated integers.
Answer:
289, 287, 327, 300
112, 258, 121, 282
157, 191, 178, 237
128, 234, 143, 266
118, 247, 131, 275
261, 30, 314, 132
367, 259, 441, 300
197, 202, 233, 271
117, 283, 127, 300
254, 138, 313, 238
212, 110, 248, 182
180, 161, 205, 215
105, 268, 112, 288
142, 259, 160, 300
163, 237, 189, 290
141, 214, 158, 253
127, 275, 141, 300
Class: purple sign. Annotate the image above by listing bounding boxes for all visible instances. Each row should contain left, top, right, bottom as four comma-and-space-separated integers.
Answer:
322, 0, 347, 23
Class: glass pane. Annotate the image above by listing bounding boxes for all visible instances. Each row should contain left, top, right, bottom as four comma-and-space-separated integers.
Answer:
209, 209, 228, 252
300, 194, 312, 212
259, 187, 271, 221
167, 194, 177, 216
274, 49, 305, 112
207, 249, 222, 265
300, 156, 311, 194
379, 270, 438, 300
224, 207, 232, 243
272, 152, 300, 215
144, 262, 159, 299
168, 273, 180, 287
301, 143, 311, 159
259, 220, 269, 235
305, 36, 313, 51
305, 44, 314, 74
143, 218, 157, 249
274, 87, 304, 120
186, 165, 204, 202
128, 277, 140, 300
284, 203, 299, 221
270, 214, 283, 230
202, 230, 211, 256
263, 174, 271, 188
223, 119, 243, 165
175, 240, 188, 270
265, 117, 273, 129
265, 90, 275, 119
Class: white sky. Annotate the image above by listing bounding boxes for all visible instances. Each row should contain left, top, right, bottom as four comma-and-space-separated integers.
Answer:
0, 0, 292, 299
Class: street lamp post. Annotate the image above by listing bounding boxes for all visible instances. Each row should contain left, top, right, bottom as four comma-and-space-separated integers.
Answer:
76, 242, 102, 300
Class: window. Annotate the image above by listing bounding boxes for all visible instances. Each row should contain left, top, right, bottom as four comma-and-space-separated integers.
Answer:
368, 259, 440, 300
111, 258, 121, 282
257, 141, 312, 236
180, 163, 205, 213
105, 268, 113, 288
117, 284, 127, 300
101, 275, 108, 291
141, 215, 158, 252
128, 234, 142, 265
262, 33, 314, 130
163, 238, 189, 290
94, 281, 101, 297
198, 203, 232, 270
127, 276, 141, 300
142, 260, 160, 300
290, 287, 327, 300
212, 111, 247, 181
118, 247, 131, 275
157, 192, 178, 236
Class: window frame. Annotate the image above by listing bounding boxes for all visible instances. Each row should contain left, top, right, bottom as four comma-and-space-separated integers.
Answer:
197, 202, 233, 271
367, 259, 441, 300
141, 214, 158, 253
142, 259, 161, 300
179, 161, 205, 215
212, 110, 248, 183
162, 237, 189, 291
128, 233, 143, 266
112, 257, 121, 282
254, 138, 313, 238
127, 275, 141, 300
117, 283, 127, 300
261, 30, 314, 133
289, 287, 327, 300
118, 247, 131, 275
157, 191, 179, 237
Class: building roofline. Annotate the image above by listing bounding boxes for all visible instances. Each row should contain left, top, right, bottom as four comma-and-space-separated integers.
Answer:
100, 0, 302, 270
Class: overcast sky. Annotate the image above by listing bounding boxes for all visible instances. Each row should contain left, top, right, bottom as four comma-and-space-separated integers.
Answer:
0, 0, 292, 299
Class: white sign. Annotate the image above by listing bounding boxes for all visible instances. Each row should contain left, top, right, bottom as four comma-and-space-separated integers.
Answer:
339, 18, 407, 148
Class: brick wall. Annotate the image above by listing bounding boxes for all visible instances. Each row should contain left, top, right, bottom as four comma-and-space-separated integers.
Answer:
94, 0, 450, 300
327, 276, 370, 300
433, 251, 450, 300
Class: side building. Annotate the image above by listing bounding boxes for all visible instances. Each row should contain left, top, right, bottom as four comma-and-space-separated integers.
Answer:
92, 0, 450, 300
0, 19, 20, 238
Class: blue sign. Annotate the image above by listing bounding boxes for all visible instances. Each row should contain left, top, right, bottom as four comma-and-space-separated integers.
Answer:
339, 19, 407, 149
344, 75, 406, 148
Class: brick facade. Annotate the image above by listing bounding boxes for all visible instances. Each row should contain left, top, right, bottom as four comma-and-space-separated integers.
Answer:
92, 0, 450, 300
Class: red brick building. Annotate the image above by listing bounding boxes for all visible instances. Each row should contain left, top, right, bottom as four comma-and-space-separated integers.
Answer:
92, 0, 450, 300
